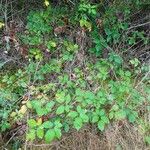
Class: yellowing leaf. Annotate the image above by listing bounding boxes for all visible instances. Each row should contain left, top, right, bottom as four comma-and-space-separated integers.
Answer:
79, 19, 92, 31
28, 119, 37, 128
0, 22, 4, 28
44, 0, 49, 6
19, 105, 27, 114
22, 100, 27, 104
49, 41, 57, 47
10, 112, 17, 117
37, 118, 42, 125
26, 101, 32, 109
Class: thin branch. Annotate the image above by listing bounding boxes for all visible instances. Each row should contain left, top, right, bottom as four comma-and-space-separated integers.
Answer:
127, 21, 150, 30
68, 0, 75, 5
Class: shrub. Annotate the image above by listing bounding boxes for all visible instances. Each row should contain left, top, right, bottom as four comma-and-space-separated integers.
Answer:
0, 0, 149, 146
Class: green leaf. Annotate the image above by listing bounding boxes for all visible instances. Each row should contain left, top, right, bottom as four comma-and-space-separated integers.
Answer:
31, 100, 41, 109
111, 105, 119, 111
75, 88, 84, 96
145, 136, 150, 145
64, 123, 70, 132
54, 120, 62, 128
55, 92, 65, 103
36, 108, 47, 116
99, 109, 105, 116
42, 121, 53, 128
109, 111, 114, 119
67, 111, 78, 118
99, 97, 107, 104
37, 128, 44, 139
1, 122, 11, 132
66, 94, 71, 104
125, 71, 131, 77
74, 117, 83, 131
46, 101, 55, 112
80, 113, 89, 123
65, 105, 70, 112
27, 119, 37, 128
98, 120, 105, 131
128, 114, 136, 123
54, 128, 62, 139
26, 101, 32, 109
45, 129, 55, 143
27, 129, 35, 141
115, 110, 126, 120
75, 96, 83, 102
76, 105, 82, 113
91, 9, 96, 15
92, 115, 99, 123
84, 91, 95, 100
56, 105, 65, 115
101, 116, 109, 124
49, 41, 57, 48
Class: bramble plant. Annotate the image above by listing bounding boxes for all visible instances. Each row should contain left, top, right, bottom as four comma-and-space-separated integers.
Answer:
1, 58, 149, 143
0, 0, 149, 147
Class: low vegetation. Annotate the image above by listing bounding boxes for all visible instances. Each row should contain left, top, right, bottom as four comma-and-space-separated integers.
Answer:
0, 0, 149, 149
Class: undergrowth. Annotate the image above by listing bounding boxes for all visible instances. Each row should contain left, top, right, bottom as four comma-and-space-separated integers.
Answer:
0, 0, 150, 148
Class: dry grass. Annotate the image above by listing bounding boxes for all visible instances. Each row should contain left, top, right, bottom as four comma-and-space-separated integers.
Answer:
23, 121, 149, 150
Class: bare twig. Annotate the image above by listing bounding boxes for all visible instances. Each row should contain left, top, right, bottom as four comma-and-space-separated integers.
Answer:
127, 21, 150, 30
